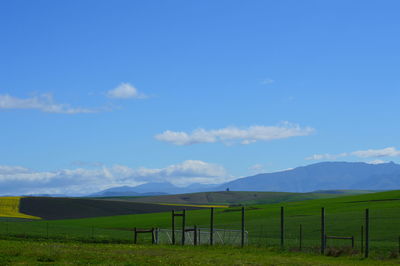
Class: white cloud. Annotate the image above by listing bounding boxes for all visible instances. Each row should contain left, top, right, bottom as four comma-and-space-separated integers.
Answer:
351, 147, 400, 158
0, 94, 98, 114
155, 123, 314, 146
271, 168, 294, 173
106, 83, 147, 99
260, 78, 275, 85
0, 160, 231, 195
248, 164, 265, 173
305, 153, 347, 161
71, 161, 104, 167
306, 147, 400, 161
133, 160, 230, 186
367, 160, 387, 165
0, 165, 30, 175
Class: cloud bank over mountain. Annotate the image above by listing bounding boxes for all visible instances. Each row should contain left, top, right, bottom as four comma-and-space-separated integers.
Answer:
306, 147, 400, 160
0, 160, 231, 195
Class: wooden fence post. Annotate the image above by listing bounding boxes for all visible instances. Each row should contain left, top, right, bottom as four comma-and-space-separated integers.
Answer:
365, 208, 369, 258
151, 228, 155, 244
241, 206, 245, 247
210, 207, 214, 245
280, 206, 285, 248
321, 207, 325, 254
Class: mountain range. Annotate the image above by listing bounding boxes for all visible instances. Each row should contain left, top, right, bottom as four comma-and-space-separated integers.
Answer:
89, 182, 218, 197
218, 161, 400, 192
89, 161, 400, 197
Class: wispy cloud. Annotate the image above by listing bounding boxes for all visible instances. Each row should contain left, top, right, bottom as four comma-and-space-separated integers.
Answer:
0, 160, 231, 195
260, 78, 275, 85
306, 147, 400, 161
71, 161, 104, 168
248, 164, 265, 173
352, 147, 400, 158
305, 153, 347, 161
0, 94, 99, 114
155, 123, 314, 146
367, 160, 387, 165
106, 83, 147, 99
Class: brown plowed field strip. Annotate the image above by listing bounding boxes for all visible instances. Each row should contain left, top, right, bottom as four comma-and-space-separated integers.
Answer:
19, 197, 202, 220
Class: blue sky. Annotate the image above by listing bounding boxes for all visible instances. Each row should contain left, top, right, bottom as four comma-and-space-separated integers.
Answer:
1, 0, 400, 194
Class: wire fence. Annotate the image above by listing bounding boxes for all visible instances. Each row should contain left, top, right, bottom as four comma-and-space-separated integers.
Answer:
156, 228, 248, 245
1, 206, 400, 259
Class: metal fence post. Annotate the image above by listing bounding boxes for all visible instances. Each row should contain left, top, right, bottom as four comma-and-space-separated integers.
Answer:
194, 225, 198, 246
280, 206, 284, 248
210, 207, 214, 246
134, 227, 137, 244
172, 210, 175, 245
155, 228, 159, 244
241, 206, 245, 247
321, 207, 325, 254
365, 208, 369, 258
181, 209, 186, 246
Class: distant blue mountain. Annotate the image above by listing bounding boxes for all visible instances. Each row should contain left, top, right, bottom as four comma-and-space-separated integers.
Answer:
126, 182, 180, 194
88, 161, 400, 196
218, 161, 400, 192
88, 185, 168, 197
89, 182, 218, 197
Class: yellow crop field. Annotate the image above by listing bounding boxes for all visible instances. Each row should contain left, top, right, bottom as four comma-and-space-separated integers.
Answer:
0, 197, 40, 219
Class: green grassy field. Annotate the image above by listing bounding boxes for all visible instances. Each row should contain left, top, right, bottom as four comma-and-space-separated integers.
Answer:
1, 190, 400, 259
102, 190, 373, 206
0, 239, 397, 265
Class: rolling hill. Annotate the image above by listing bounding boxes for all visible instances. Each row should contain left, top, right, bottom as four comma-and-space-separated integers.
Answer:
103, 190, 372, 206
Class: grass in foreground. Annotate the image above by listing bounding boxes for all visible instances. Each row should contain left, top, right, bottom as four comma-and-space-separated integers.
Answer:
0, 239, 397, 265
